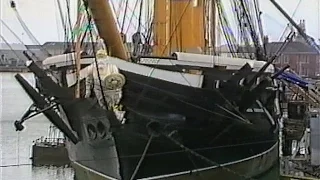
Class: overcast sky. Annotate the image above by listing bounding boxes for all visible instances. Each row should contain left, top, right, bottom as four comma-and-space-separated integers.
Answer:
0, 0, 319, 45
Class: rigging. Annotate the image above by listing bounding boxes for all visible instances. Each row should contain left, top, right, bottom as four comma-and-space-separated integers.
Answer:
10, 1, 51, 57
0, 19, 41, 61
269, 0, 320, 53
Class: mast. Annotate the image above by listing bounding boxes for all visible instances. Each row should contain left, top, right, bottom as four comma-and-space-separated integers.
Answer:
85, 0, 129, 60
153, 0, 213, 56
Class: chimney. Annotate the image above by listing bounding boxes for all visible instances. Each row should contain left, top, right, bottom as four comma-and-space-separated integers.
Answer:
298, 19, 306, 33
263, 35, 269, 44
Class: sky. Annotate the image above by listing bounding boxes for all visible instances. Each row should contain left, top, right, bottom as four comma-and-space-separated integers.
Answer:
0, 0, 319, 45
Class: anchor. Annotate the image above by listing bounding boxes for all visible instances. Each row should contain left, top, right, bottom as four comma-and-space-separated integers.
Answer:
14, 72, 79, 144
14, 102, 58, 131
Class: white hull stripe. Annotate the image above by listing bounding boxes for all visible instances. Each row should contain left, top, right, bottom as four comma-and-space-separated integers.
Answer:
72, 161, 118, 180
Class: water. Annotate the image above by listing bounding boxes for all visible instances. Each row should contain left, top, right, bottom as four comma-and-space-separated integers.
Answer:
0, 72, 73, 180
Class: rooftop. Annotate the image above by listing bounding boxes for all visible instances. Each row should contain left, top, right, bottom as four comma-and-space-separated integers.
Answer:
217, 41, 319, 55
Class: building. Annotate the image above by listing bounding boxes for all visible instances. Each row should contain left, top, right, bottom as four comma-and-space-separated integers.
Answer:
0, 43, 60, 66
217, 20, 320, 78
271, 41, 319, 78
272, 20, 320, 78
0, 41, 93, 67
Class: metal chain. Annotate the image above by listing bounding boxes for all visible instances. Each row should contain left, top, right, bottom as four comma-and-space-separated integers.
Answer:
162, 132, 256, 180
130, 135, 154, 180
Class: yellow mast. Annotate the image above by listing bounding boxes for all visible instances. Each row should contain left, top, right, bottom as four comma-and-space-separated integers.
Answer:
153, 0, 214, 56
86, 0, 129, 60
85, 0, 215, 58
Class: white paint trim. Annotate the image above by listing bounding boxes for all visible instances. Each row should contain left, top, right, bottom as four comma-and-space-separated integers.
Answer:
65, 56, 204, 88
72, 161, 118, 180
170, 52, 275, 73
42, 53, 204, 88
42, 52, 275, 74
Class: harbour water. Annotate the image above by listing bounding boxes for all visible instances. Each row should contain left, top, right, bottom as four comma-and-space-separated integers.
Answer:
0, 72, 73, 180
0, 72, 279, 180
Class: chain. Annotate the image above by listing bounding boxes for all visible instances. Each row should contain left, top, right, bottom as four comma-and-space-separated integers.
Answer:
162, 132, 256, 180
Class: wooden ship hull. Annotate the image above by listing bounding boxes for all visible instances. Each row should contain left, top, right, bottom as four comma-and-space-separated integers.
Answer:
13, 54, 280, 179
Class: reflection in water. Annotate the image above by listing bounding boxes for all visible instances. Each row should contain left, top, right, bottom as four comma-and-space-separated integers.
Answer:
0, 72, 73, 180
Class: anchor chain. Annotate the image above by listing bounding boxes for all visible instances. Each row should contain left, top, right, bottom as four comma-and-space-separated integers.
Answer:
129, 134, 154, 180
162, 132, 255, 180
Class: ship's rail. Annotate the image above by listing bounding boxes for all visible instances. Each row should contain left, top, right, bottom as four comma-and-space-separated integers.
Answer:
33, 136, 66, 147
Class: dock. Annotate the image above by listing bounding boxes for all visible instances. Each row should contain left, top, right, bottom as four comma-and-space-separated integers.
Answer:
280, 79, 320, 180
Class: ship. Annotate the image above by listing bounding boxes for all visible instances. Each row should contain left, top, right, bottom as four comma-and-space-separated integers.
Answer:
12, 0, 285, 179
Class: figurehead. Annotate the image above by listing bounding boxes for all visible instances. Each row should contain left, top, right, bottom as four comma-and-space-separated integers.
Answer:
85, 38, 126, 123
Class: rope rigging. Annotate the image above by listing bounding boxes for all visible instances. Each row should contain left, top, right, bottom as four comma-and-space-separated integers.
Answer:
253, 0, 266, 55
217, 0, 301, 65
65, 0, 75, 51
83, 0, 109, 109
11, 1, 287, 179
216, 0, 238, 57
9, 1, 51, 57
121, 0, 130, 33
269, 0, 320, 53
0, 34, 23, 61
277, 0, 302, 42
233, 0, 254, 58
0, 19, 41, 61
124, 0, 141, 34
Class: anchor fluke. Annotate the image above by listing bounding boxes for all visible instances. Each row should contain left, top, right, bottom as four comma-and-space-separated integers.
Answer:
15, 73, 79, 144
14, 120, 24, 131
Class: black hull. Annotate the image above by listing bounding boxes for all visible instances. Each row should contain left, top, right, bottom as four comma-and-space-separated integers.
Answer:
62, 98, 278, 180
70, 140, 278, 180
16, 61, 280, 180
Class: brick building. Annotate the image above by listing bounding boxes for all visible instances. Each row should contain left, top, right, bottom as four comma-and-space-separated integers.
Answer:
218, 20, 320, 78
271, 20, 320, 78
272, 41, 319, 78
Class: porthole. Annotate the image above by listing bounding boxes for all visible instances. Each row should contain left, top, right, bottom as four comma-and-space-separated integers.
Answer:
97, 121, 107, 139
87, 124, 97, 140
